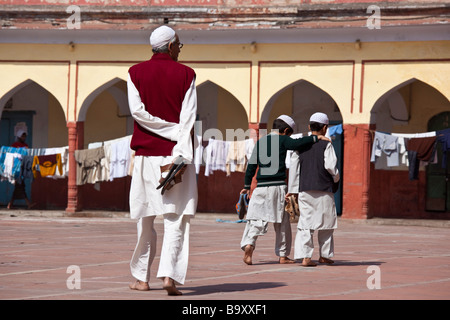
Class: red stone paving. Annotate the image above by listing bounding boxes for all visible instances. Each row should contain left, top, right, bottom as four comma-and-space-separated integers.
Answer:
0, 212, 449, 301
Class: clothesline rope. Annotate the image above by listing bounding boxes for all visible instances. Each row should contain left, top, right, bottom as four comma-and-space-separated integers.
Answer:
370, 128, 450, 180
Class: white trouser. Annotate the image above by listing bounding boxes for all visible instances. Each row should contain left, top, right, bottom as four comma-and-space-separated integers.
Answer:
294, 229, 334, 259
240, 211, 292, 257
130, 213, 191, 285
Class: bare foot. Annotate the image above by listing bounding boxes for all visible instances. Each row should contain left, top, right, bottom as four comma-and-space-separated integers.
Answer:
129, 280, 150, 291
300, 258, 317, 267
279, 256, 295, 264
318, 257, 334, 264
163, 277, 182, 296
243, 244, 254, 265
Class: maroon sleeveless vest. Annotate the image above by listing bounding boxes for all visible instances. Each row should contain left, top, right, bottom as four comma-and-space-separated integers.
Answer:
129, 53, 195, 156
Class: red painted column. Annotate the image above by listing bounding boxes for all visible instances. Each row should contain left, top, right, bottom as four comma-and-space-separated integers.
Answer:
248, 122, 267, 141
66, 121, 84, 213
341, 124, 372, 219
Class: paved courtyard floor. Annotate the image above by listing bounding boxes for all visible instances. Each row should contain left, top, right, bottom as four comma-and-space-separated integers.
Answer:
0, 211, 449, 304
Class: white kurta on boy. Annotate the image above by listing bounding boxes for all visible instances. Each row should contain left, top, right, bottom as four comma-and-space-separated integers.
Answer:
288, 112, 340, 261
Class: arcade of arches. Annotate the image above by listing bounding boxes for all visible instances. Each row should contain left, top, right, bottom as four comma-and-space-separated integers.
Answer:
0, 41, 449, 220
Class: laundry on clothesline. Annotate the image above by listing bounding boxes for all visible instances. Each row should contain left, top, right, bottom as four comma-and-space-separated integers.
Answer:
0, 135, 135, 186
0, 147, 27, 183
327, 124, 343, 137
27, 146, 69, 179
202, 138, 255, 176
32, 154, 63, 178
0, 146, 66, 183
369, 129, 450, 180
0, 125, 351, 185
75, 135, 133, 185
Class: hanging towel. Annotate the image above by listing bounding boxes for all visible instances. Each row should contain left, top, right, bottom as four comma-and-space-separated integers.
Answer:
204, 139, 228, 176
3, 153, 22, 183
0, 146, 29, 182
226, 140, 247, 176
406, 136, 437, 180
213, 140, 228, 172
109, 136, 131, 180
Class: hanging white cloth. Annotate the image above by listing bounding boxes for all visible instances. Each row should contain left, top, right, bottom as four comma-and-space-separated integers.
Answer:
226, 140, 247, 176
204, 139, 228, 176
3, 153, 22, 183
108, 136, 132, 180
194, 134, 203, 174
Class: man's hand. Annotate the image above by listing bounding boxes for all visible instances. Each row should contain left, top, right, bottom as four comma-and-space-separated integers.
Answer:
317, 135, 331, 143
240, 189, 249, 195
285, 192, 298, 203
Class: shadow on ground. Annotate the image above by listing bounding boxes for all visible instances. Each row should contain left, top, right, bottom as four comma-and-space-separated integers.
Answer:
182, 282, 286, 296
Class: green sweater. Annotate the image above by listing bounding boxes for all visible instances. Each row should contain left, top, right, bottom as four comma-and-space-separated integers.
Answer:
244, 133, 318, 189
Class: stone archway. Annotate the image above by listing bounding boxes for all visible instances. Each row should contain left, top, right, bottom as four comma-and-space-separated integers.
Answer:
368, 78, 450, 218
260, 79, 344, 214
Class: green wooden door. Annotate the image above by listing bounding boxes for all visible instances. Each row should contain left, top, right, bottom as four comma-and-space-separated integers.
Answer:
0, 111, 34, 206
426, 112, 450, 212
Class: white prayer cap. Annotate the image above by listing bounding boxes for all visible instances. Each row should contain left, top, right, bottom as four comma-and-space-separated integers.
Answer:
309, 112, 329, 125
16, 129, 27, 138
150, 25, 176, 50
277, 115, 296, 132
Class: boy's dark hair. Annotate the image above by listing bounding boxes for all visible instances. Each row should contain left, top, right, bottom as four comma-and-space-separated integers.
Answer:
273, 119, 293, 135
309, 121, 327, 132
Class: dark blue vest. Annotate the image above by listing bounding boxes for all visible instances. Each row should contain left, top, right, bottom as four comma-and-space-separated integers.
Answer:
298, 140, 335, 193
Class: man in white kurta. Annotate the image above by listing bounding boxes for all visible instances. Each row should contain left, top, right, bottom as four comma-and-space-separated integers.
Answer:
287, 112, 340, 267
127, 26, 197, 295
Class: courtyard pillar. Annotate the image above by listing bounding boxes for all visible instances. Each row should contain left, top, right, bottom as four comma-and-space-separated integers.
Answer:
66, 121, 84, 213
341, 124, 372, 219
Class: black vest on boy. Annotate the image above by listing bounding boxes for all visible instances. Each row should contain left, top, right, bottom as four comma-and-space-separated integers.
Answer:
297, 140, 335, 193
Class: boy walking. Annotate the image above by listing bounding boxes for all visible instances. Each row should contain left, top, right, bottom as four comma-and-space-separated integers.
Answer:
287, 112, 340, 267
240, 115, 329, 265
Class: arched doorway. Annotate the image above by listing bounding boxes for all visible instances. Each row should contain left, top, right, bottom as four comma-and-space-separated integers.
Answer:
261, 80, 344, 214
427, 112, 450, 212
76, 78, 131, 211
0, 79, 67, 208
197, 80, 248, 140
196, 80, 249, 213
369, 78, 450, 218
79, 78, 132, 147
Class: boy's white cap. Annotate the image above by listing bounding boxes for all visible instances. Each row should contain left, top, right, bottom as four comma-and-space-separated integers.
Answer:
150, 25, 176, 49
277, 115, 296, 132
309, 112, 329, 125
